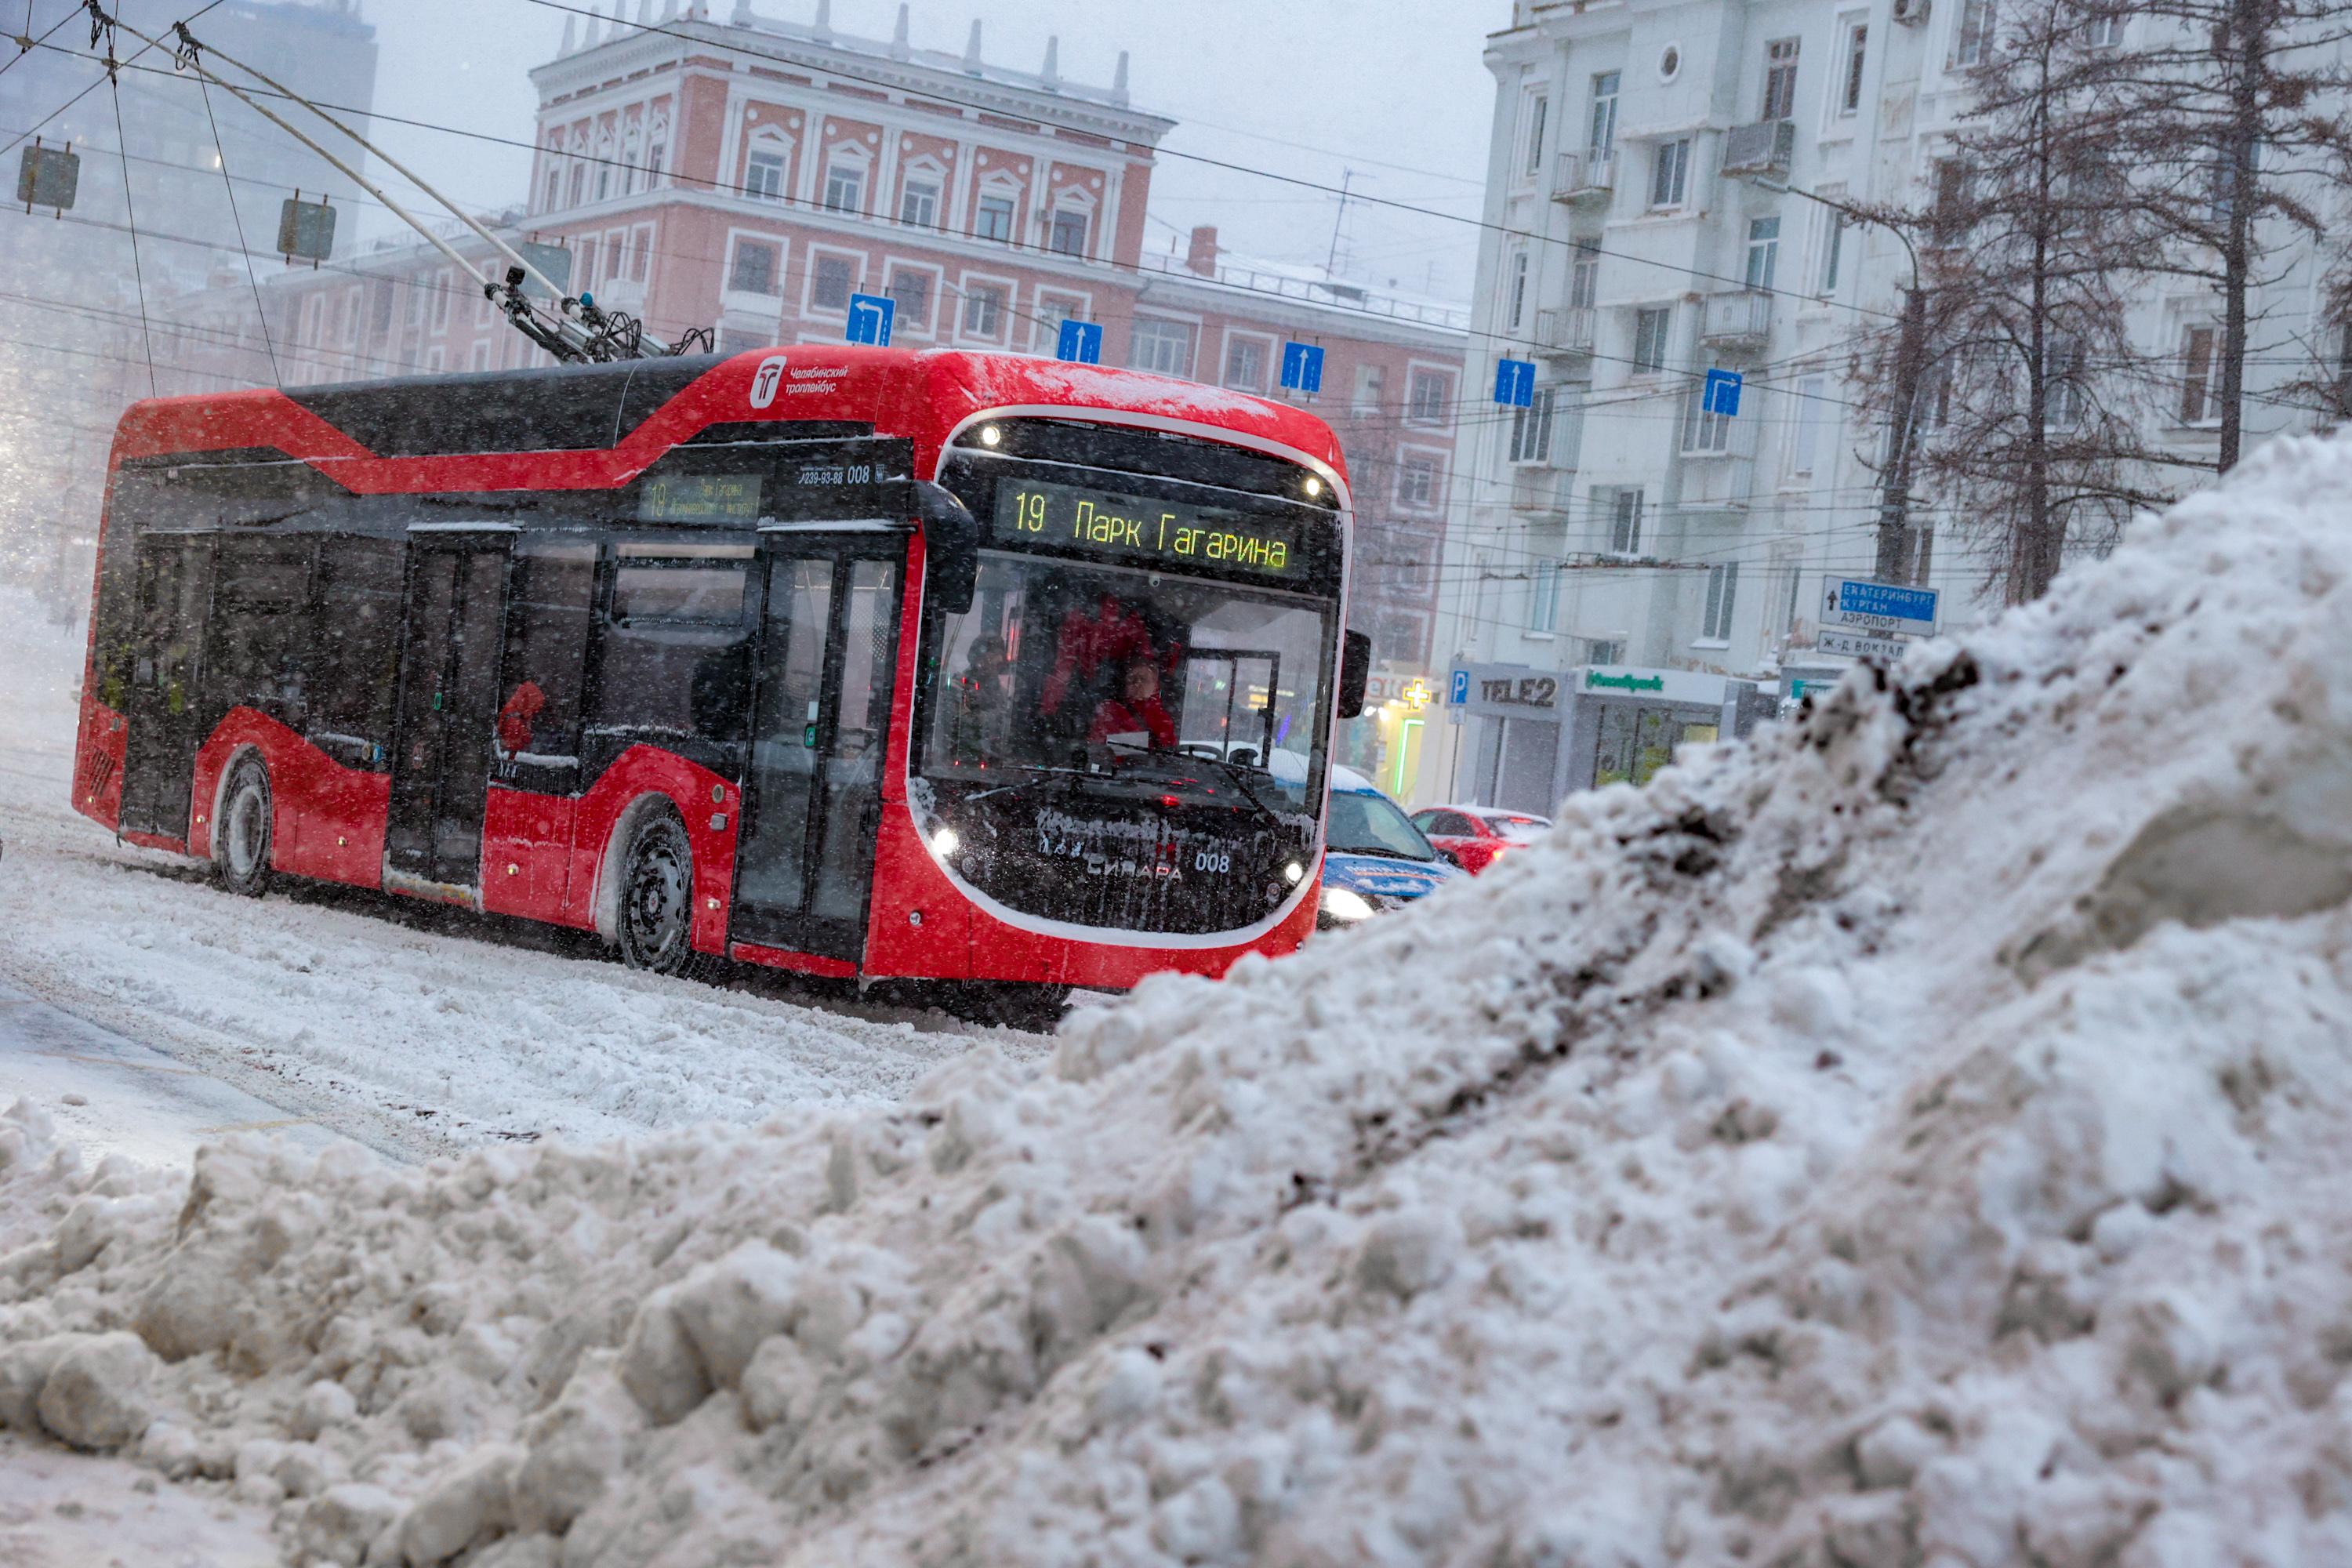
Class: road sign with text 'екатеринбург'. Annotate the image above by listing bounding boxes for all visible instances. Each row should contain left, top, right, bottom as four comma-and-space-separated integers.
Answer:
1820, 577, 1938, 637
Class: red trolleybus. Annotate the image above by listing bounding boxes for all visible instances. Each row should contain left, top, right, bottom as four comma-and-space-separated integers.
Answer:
71, 348, 1369, 1013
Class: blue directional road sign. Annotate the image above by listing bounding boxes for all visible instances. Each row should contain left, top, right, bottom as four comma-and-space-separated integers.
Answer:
1280, 340, 1325, 393
1056, 318, 1104, 364
1494, 357, 1537, 408
1702, 368, 1744, 417
1821, 577, 1940, 637
845, 292, 895, 347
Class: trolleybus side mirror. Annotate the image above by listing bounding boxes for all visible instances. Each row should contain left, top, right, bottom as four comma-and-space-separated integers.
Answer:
916, 481, 978, 615
1338, 629, 1374, 719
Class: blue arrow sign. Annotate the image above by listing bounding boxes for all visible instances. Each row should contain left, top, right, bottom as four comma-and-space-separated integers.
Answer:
845, 292, 895, 347
1494, 358, 1536, 408
1702, 368, 1743, 417
1055, 319, 1104, 364
1280, 340, 1325, 393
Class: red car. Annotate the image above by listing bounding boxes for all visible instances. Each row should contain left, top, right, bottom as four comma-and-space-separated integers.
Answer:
1408, 805, 1553, 874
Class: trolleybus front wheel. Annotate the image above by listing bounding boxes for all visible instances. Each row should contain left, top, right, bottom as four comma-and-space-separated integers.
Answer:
615, 807, 702, 978
214, 755, 274, 898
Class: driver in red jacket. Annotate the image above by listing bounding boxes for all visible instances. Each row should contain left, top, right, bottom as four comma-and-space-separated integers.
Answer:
1088, 657, 1178, 751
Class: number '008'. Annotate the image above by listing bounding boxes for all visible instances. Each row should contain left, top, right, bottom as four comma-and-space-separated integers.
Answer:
1193, 850, 1232, 873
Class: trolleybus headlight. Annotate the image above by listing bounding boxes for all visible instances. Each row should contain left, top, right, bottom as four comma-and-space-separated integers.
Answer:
1319, 886, 1375, 923
929, 826, 960, 858
1283, 860, 1305, 886
1303, 474, 1323, 499
978, 423, 1003, 448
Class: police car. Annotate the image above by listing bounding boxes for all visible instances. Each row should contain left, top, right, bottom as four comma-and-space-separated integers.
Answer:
1317, 766, 1466, 928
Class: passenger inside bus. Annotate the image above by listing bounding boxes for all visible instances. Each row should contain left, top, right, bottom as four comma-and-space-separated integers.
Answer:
495, 680, 546, 755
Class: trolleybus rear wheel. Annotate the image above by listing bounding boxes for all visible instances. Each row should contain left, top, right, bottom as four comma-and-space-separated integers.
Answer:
615, 807, 700, 977
214, 755, 274, 898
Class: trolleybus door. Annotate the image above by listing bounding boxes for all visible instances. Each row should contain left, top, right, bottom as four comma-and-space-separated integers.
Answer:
731, 530, 904, 961
384, 529, 514, 902
118, 533, 216, 839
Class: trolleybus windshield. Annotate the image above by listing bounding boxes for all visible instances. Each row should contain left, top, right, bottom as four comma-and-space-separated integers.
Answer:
919, 437, 1341, 937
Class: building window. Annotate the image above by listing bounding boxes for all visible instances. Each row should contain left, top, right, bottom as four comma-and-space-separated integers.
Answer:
1527, 560, 1560, 633
470, 340, 490, 372
1570, 242, 1599, 309
1033, 292, 1087, 354
1049, 207, 1090, 256
1701, 562, 1740, 641
823, 159, 865, 214
1584, 637, 1625, 665
746, 150, 785, 201
1508, 252, 1531, 331
1524, 94, 1549, 177
1509, 386, 1556, 464
1746, 216, 1780, 290
1791, 373, 1827, 474
811, 254, 855, 312
1841, 23, 1869, 113
1632, 307, 1671, 372
728, 238, 781, 296
1650, 139, 1690, 209
568, 163, 586, 207
885, 267, 932, 328
2087, 9, 2124, 45
960, 281, 1004, 336
630, 223, 652, 283
1224, 336, 1269, 391
1953, 0, 1991, 67
2180, 325, 2220, 424
1589, 71, 1620, 158
543, 169, 561, 211
646, 132, 666, 184
1762, 38, 1801, 121
1352, 363, 1385, 413
975, 194, 1017, 242
1609, 488, 1644, 554
900, 179, 940, 228
2046, 334, 2085, 428
1131, 316, 1194, 376
1682, 385, 1732, 453
1931, 161, 1973, 247
576, 238, 599, 291
1820, 210, 1846, 292
431, 270, 452, 332
1397, 455, 1439, 507
1408, 368, 1450, 423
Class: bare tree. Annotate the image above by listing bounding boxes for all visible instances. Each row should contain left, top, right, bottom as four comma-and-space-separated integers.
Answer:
2099, 0, 2352, 469
1866, 0, 2172, 604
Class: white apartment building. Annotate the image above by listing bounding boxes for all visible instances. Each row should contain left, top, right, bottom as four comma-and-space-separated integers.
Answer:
1419, 0, 2348, 814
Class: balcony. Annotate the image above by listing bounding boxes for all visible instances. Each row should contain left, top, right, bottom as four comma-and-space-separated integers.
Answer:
1550, 150, 1616, 204
1700, 289, 1773, 350
1721, 118, 1795, 178
1534, 306, 1595, 359
1510, 466, 1577, 524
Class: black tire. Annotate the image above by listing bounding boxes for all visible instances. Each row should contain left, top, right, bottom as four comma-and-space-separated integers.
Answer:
213, 755, 274, 898
946, 982, 1072, 1032
614, 807, 701, 977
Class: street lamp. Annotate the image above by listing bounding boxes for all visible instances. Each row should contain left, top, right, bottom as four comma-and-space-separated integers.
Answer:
1745, 177, 1929, 586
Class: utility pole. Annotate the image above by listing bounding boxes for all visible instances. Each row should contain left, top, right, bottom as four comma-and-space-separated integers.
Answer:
1325, 169, 1356, 279
1751, 177, 1926, 583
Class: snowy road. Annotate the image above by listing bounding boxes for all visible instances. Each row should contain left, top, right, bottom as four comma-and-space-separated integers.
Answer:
0, 597, 1044, 1163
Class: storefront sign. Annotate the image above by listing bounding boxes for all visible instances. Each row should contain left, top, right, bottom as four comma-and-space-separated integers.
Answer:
1579, 665, 1730, 708
1480, 674, 1559, 708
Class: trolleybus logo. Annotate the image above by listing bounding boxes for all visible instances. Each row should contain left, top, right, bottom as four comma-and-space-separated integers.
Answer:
750, 355, 788, 410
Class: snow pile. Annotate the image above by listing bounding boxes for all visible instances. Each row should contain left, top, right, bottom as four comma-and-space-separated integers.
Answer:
9, 435, 2352, 1564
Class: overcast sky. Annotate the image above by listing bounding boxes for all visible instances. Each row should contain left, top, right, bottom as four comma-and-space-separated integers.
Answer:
362, 0, 1504, 302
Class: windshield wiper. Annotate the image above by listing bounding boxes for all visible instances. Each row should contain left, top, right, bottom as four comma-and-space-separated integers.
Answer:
1105, 742, 1290, 815
1330, 844, 1435, 862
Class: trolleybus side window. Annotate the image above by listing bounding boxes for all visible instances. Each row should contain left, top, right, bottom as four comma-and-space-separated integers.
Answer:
592, 545, 755, 742
308, 536, 405, 760
497, 542, 597, 762
209, 535, 317, 725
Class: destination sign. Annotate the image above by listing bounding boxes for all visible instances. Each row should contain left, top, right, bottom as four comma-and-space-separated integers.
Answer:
638, 473, 763, 524
991, 478, 1304, 579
